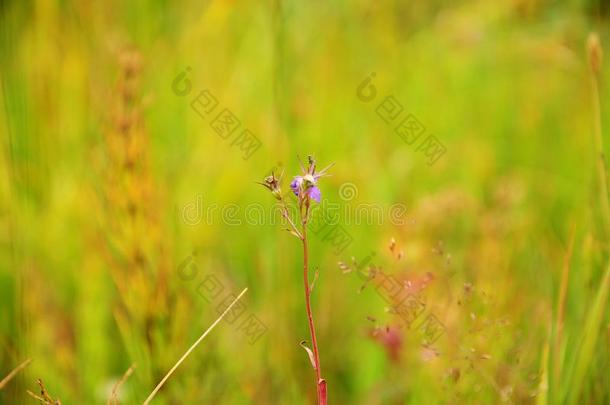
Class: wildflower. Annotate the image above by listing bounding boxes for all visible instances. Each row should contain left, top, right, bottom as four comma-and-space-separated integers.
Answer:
289, 156, 334, 203
259, 154, 334, 405
290, 175, 322, 202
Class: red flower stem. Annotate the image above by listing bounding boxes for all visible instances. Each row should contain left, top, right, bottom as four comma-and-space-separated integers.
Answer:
302, 206, 324, 403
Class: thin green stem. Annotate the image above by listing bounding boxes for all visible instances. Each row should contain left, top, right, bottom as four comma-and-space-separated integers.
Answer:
591, 65, 610, 237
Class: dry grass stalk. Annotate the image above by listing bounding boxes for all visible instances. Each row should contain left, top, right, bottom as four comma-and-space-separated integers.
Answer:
0, 358, 32, 390
142, 288, 248, 405
26, 379, 61, 404
107, 363, 136, 405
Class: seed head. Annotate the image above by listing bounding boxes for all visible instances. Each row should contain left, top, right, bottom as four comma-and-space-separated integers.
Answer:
587, 33, 603, 76
258, 171, 283, 200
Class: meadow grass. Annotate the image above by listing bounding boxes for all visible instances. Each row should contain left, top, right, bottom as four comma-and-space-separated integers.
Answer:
1, 1, 609, 404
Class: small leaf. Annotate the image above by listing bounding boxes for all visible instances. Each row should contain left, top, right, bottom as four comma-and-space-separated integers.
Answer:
283, 228, 301, 239
310, 268, 319, 292
299, 340, 316, 370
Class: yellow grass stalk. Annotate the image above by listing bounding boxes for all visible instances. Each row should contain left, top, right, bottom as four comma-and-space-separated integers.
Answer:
143, 287, 248, 405
0, 358, 31, 390
108, 364, 136, 405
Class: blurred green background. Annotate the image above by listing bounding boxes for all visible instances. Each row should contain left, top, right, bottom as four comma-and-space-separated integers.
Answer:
1, 0, 610, 403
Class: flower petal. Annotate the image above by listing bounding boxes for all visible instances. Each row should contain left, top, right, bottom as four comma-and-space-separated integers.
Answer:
290, 176, 303, 196
309, 186, 321, 202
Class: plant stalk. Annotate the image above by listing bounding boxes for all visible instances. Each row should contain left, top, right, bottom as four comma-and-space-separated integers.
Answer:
588, 34, 610, 237
302, 220, 324, 404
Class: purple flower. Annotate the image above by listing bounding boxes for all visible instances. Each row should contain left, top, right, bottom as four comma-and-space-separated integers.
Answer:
291, 174, 322, 203
290, 176, 303, 195
309, 186, 321, 202
262, 155, 333, 205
